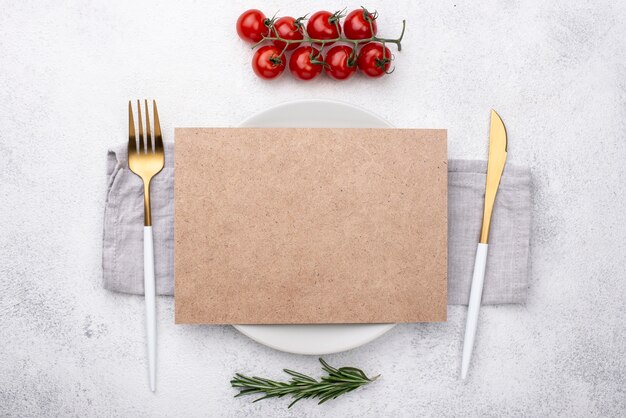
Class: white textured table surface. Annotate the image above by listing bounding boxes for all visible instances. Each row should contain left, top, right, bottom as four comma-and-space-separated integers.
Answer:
1, 1, 625, 416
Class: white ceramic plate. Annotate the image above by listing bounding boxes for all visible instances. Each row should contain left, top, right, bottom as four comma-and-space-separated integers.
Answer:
235, 99, 396, 355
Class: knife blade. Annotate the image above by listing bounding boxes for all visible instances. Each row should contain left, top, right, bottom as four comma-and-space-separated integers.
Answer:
461, 110, 508, 379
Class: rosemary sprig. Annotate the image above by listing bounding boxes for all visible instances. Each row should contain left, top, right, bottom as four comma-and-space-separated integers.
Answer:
231, 358, 379, 408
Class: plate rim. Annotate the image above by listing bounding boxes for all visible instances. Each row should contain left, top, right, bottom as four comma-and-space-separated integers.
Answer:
238, 97, 393, 128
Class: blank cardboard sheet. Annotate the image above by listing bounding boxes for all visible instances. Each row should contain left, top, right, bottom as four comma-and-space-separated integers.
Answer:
174, 128, 448, 324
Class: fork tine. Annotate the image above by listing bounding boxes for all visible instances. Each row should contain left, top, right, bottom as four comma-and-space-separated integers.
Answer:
153, 101, 163, 152
128, 101, 136, 152
137, 99, 144, 152
145, 99, 152, 152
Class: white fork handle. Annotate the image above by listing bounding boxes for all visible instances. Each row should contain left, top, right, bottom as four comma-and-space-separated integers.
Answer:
144, 226, 156, 391
461, 243, 488, 379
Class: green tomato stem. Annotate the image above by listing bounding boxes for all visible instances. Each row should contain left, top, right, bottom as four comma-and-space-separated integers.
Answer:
251, 20, 406, 54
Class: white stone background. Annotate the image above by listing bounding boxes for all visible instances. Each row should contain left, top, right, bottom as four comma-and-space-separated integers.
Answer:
1, 0, 625, 416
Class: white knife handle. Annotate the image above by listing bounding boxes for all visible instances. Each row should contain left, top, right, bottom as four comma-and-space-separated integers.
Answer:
461, 243, 488, 379
144, 226, 157, 391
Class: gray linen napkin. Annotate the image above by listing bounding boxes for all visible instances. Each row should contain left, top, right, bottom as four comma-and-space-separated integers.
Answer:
103, 143, 531, 304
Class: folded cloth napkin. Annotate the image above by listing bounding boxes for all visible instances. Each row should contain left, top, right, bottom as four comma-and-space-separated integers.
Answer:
103, 143, 531, 304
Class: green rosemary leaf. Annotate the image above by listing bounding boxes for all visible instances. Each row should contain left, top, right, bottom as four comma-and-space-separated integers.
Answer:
319, 358, 339, 374
321, 375, 367, 384
338, 367, 370, 380
233, 389, 260, 397
288, 395, 306, 409
283, 369, 317, 382
232, 358, 378, 408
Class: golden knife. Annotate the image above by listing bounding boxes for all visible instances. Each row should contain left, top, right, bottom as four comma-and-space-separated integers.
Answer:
461, 110, 508, 379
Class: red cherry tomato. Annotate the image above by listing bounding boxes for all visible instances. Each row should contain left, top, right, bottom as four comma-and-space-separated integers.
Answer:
344, 8, 378, 40
237, 9, 269, 43
252, 45, 286, 79
289, 46, 323, 81
271, 16, 304, 51
357, 42, 392, 78
306, 11, 341, 45
324, 45, 357, 80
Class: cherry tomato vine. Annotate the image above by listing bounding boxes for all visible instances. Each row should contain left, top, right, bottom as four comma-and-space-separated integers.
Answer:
237, 7, 405, 80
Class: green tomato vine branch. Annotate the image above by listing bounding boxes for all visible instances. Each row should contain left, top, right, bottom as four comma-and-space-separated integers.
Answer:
254, 19, 406, 51
252, 8, 406, 68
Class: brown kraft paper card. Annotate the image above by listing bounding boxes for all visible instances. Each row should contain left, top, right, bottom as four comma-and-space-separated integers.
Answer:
174, 128, 447, 324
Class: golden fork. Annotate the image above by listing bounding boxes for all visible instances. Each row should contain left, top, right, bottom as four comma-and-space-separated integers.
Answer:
128, 100, 164, 392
